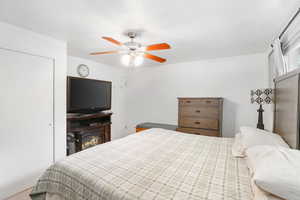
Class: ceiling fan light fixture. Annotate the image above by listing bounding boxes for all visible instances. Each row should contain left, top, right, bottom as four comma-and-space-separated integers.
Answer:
134, 55, 144, 67
121, 53, 144, 67
121, 54, 132, 66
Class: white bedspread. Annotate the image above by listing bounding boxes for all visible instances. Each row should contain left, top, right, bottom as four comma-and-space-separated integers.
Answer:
31, 128, 252, 200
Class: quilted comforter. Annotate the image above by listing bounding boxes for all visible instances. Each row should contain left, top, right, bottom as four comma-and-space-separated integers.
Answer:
31, 128, 252, 200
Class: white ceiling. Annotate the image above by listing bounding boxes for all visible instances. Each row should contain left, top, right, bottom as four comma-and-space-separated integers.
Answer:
0, 0, 299, 67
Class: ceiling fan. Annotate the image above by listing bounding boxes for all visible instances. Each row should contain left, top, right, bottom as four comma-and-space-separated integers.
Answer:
90, 32, 171, 66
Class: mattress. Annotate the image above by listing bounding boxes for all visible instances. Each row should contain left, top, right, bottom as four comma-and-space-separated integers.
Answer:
31, 128, 252, 200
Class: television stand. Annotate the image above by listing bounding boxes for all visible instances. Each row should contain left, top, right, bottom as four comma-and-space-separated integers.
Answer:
67, 112, 112, 155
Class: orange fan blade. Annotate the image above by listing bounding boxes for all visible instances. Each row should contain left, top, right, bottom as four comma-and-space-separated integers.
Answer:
90, 50, 119, 55
144, 53, 166, 63
146, 43, 170, 51
102, 37, 123, 46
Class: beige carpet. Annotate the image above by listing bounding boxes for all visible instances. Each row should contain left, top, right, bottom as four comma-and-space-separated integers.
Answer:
6, 188, 32, 200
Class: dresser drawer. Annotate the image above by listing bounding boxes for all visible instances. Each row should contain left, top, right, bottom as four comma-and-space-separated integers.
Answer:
176, 127, 220, 137
180, 106, 219, 119
179, 99, 220, 107
179, 117, 219, 130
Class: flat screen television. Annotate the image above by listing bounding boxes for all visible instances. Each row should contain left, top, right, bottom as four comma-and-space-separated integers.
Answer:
67, 77, 112, 113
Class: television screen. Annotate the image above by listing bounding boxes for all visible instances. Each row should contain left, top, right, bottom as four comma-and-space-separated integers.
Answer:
67, 77, 111, 113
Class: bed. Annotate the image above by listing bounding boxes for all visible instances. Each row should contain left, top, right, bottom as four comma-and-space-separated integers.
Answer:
273, 69, 300, 149
30, 129, 252, 200
31, 70, 300, 200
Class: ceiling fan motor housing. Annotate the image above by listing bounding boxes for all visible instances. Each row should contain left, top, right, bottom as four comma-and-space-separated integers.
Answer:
124, 41, 141, 51
128, 32, 137, 39
122, 32, 141, 51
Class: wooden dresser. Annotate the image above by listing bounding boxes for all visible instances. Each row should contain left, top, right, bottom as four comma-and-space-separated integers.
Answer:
177, 98, 223, 137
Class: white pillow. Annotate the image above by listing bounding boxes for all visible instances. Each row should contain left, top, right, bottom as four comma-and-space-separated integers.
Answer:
238, 126, 289, 156
248, 146, 300, 200
246, 145, 278, 175
232, 133, 244, 157
251, 178, 285, 200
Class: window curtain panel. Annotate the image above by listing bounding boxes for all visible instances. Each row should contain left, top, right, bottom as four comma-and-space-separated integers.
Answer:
280, 9, 300, 73
268, 50, 276, 88
281, 10, 300, 53
269, 9, 300, 78
272, 38, 287, 76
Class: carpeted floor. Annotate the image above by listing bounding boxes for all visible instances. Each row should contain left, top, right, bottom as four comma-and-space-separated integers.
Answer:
6, 188, 32, 200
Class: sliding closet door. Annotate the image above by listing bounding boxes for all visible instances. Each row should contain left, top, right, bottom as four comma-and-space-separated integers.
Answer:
0, 49, 54, 199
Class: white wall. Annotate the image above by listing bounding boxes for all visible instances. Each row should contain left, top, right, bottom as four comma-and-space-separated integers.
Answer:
0, 22, 67, 197
68, 56, 128, 139
0, 22, 67, 160
125, 53, 272, 137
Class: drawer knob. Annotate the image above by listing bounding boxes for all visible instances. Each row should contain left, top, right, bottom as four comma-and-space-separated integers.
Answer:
195, 121, 201, 124
186, 100, 191, 103
195, 110, 201, 113
206, 100, 211, 103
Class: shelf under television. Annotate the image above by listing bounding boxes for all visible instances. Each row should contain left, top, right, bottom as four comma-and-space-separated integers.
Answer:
67, 112, 112, 121
67, 122, 111, 133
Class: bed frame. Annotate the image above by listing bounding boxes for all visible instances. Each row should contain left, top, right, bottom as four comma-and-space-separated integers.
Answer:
274, 68, 300, 149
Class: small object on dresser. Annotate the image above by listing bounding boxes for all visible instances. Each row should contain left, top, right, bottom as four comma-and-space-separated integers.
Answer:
176, 97, 223, 137
250, 88, 274, 130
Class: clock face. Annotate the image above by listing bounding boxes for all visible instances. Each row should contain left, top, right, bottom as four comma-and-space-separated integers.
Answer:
77, 64, 89, 77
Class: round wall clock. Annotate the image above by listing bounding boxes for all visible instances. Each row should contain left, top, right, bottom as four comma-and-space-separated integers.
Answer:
77, 64, 89, 77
